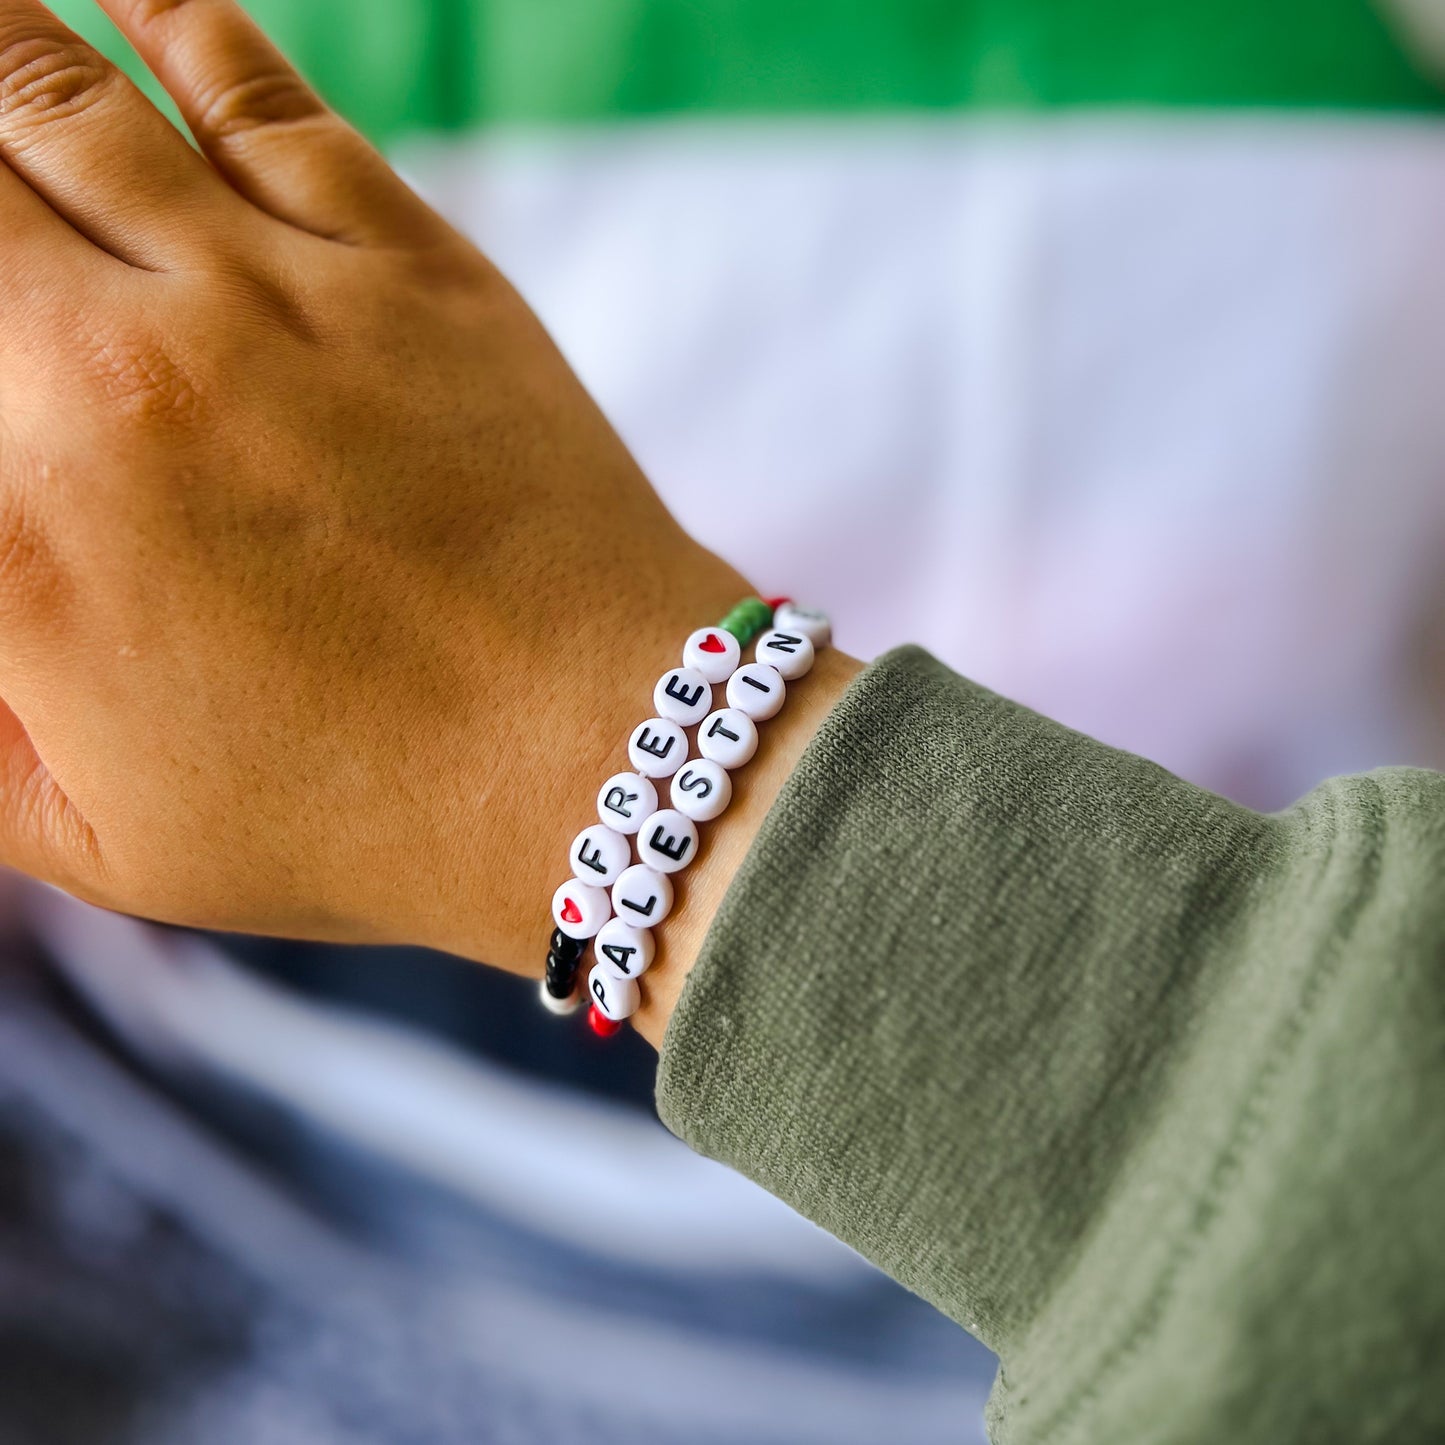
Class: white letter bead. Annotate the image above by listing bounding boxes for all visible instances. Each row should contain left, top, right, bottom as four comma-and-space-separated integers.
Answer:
683, 626, 742, 684
755, 628, 815, 680
611, 864, 674, 929
594, 917, 656, 977
697, 708, 758, 769
636, 808, 699, 875
653, 666, 714, 727
551, 879, 611, 940
588, 962, 640, 1021
539, 978, 582, 1016
596, 771, 658, 835
627, 718, 688, 778
773, 602, 832, 648
568, 823, 631, 887
670, 758, 732, 822
725, 662, 786, 720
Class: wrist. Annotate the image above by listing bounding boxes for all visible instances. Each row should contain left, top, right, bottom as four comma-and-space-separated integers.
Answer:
628, 643, 861, 1049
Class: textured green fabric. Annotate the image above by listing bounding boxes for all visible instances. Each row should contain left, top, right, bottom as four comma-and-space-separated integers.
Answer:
657, 646, 1445, 1443
47, 0, 1443, 149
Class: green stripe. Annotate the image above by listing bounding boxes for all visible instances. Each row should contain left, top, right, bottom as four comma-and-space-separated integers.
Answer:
54, 0, 1443, 147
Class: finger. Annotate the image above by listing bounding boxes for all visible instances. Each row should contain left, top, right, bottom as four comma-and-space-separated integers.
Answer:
0, 696, 103, 895
96, 0, 437, 246
0, 150, 112, 298
0, 2, 252, 268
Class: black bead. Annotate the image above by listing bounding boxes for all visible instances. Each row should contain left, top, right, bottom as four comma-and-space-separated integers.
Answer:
546, 951, 580, 982
544, 971, 577, 1001
549, 928, 586, 963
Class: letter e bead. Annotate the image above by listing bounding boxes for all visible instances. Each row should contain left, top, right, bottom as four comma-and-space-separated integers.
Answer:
636, 808, 699, 874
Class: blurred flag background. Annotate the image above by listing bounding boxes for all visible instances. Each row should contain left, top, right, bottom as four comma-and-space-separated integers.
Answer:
5, 1, 1444, 1441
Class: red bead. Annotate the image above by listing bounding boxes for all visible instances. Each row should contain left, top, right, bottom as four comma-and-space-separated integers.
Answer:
588, 1005, 624, 1038
764, 596, 791, 611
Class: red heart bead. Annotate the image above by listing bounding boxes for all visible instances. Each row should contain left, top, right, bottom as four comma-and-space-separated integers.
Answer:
699, 632, 726, 653
560, 897, 583, 925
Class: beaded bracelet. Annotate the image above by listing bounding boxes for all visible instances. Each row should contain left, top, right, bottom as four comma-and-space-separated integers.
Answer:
542, 595, 832, 1037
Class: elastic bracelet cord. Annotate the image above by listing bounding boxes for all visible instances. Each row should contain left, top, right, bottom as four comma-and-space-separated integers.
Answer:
542, 595, 832, 1038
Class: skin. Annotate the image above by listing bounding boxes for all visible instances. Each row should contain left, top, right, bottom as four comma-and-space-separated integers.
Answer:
0, 0, 859, 1044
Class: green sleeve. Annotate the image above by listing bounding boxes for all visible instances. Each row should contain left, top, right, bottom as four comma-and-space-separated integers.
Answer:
655, 646, 1445, 1444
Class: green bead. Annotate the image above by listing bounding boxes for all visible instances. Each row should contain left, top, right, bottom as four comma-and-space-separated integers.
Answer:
718, 597, 774, 646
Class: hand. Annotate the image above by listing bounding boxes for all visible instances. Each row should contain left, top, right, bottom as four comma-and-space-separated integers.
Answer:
0, 0, 759, 973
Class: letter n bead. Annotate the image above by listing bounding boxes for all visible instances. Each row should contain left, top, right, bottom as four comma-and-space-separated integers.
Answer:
755, 628, 814, 680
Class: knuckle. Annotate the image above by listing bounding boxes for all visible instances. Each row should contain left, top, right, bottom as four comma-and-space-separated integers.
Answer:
82, 330, 203, 426
0, 483, 61, 615
0, 34, 113, 127
197, 67, 324, 142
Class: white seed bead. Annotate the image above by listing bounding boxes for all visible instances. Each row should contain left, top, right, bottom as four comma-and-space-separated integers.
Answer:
773, 602, 832, 649
596, 771, 658, 835
653, 666, 714, 727
588, 962, 640, 1021
636, 808, 699, 875
755, 627, 815, 680
683, 626, 742, 684
595, 917, 656, 978
725, 662, 786, 720
611, 864, 674, 929
551, 879, 611, 940
670, 758, 732, 822
628, 718, 688, 778
697, 708, 758, 769
538, 978, 582, 1016
568, 823, 631, 887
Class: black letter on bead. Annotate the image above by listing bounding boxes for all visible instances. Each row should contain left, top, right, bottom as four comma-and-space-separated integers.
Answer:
621, 891, 657, 919
637, 727, 676, 761
706, 715, 740, 743
591, 974, 608, 1005
741, 672, 773, 693
764, 632, 803, 653
664, 673, 706, 711
648, 824, 691, 865
601, 941, 639, 974
575, 838, 607, 875
602, 785, 639, 819
676, 768, 713, 799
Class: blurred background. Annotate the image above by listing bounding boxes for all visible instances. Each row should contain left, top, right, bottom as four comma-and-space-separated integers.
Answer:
4, 0, 1445, 1441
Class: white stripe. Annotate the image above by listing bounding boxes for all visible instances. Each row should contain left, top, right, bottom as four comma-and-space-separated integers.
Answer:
399, 115, 1445, 802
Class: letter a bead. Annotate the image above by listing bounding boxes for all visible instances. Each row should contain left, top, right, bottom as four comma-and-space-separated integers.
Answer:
628, 718, 688, 778
726, 662, 786, 720
588, 963, 640, 1022
595, 917, 655, 977
670, 758, 732, 822
697, 708, 758, 769
653, 667, 714, 727
551, 880, 611, 940
755, 628, 815, 680
596, 771, 658, 835
569, 823, 631, 887
611, 864, 674, 928
683, 627, 742, 684
636, 808, 699, 875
